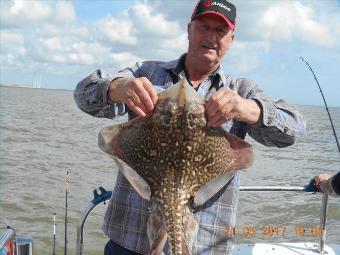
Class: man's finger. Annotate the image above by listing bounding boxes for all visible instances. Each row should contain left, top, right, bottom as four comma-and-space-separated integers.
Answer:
208, 115, 226, 127
206, 89, 231, 117
221, 102, 234, 116
207, 111, 224, 127
214, 117, 229, 127
126, 89, 149, 114
126, 98, 146, 117
134, 84, 155, 113
131, 92, 151, 115
206, 98, 231, 121
206, 89, 224, 112
142, 81, 158, 106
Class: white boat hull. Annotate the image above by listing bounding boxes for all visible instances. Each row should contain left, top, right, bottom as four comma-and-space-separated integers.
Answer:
232, 242, 340, 255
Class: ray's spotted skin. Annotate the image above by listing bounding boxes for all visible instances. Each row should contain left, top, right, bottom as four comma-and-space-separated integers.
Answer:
98, 79, 253, 255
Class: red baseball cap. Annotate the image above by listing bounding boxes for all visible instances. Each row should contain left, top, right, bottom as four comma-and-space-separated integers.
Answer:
191, 0, 237, 30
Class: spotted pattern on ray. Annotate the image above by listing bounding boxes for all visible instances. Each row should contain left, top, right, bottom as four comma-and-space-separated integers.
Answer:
98, 79, 253, 255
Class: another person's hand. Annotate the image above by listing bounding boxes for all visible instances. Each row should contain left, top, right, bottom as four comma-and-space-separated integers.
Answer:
108, 77, 158, 117
315, 173, 331, 192
205, 87, 261, 127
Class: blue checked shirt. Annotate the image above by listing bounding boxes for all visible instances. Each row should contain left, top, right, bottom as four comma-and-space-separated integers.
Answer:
74, 54, 305, 255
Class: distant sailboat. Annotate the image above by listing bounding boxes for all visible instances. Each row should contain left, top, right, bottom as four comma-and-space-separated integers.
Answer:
32, 72, 42, 89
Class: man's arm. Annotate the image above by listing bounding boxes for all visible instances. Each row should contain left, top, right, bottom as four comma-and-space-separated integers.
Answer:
74, 66, 157, 118
74, 69, 127, 118
247, 91, 306, 148
206, 77, 306, 148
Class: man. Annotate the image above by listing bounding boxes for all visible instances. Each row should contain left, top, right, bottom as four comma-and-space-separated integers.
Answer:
315, 172, 340, 196
74, 0, 305, 254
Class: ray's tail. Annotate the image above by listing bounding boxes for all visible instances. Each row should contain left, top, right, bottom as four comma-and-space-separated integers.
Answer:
165, 204, 185, 255
164, 197, 198, 255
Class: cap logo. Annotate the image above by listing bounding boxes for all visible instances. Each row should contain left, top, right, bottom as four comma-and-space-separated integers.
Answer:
204, 1, 231, 12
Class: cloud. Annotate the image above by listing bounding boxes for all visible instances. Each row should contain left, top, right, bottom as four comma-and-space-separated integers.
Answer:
128, 3, 182, 38
226, 40, 271, 72
81, 1, 187, 62
10, 0, 52, 21
257, 1, 336, 47
110, 52, 142, 68
152, 1, 194, 25
161, 33, 188, 51
1, 0, 52, 28
1, 31, 24, 45
55, 2, 76, 23
95, 15, 137, 46
39, 23, 88, 38
42, 37, 63, 51
0, 31, 26, 69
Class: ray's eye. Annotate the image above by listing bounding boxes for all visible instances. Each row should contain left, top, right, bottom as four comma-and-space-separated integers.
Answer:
160, 114, 172, 127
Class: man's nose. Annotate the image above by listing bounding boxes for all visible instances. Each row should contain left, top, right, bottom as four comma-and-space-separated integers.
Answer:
207, 29, 217, 42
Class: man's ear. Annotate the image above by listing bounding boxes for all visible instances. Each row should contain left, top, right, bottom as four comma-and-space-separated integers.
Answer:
187, 22, 194, 40
231, 33, 235, 42
187, 22, 192, 40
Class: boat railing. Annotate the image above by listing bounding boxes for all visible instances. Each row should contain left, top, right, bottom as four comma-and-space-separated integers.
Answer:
239, 183, 328, 255
76, 179, 328, 255
76, 187, 112, 255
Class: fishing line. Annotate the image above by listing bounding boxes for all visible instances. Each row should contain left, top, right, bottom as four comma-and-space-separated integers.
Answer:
300, 57, 340, 153
64, 171, 69, 255
300, 57, 339, 254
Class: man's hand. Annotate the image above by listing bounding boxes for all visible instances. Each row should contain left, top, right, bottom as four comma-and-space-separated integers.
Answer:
108, 77, 158, 117
315, 173, 331, 192
205, 87, 261, 127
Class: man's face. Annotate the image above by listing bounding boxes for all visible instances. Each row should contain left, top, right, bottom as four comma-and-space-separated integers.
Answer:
188, 14, 234, 67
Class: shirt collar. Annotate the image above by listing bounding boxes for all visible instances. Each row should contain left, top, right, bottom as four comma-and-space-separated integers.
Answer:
159, 53, 186, 76
160, 53, 227, 86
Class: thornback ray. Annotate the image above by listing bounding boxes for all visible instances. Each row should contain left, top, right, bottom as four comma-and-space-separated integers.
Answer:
98, 121, 151, 200
98, 79, 253, 255
193, 128, 253, 208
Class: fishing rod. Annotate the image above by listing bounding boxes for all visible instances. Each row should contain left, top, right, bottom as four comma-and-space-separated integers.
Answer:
64, 171, 69, 255
300, 57, 340, 153
300, 57, 339, 255
53, 213, 56, 255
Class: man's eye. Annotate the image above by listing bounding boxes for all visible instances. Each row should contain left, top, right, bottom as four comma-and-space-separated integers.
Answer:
199, 25, 209, 31
217, 28, 227, 35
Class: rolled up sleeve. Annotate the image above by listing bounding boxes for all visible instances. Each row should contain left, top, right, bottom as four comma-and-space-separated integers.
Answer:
236, 78, 306, 148
74, 68, 136, 119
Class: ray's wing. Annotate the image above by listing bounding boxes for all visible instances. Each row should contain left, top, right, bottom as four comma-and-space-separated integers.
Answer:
222, 129, 254, 171
98, 117, 151, 200
192, 127, 253, 208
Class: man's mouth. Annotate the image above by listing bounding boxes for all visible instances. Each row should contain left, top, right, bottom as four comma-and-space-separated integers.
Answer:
202, 45, 216, 50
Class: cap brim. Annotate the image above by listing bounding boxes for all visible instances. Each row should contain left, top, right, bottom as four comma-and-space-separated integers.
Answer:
194, 11, 235, 30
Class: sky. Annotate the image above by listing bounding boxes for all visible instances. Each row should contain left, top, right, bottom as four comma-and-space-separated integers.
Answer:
0, 0, 340, 106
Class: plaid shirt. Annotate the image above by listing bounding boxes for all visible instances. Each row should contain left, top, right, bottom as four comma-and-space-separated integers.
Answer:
74, 54, 305, 254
